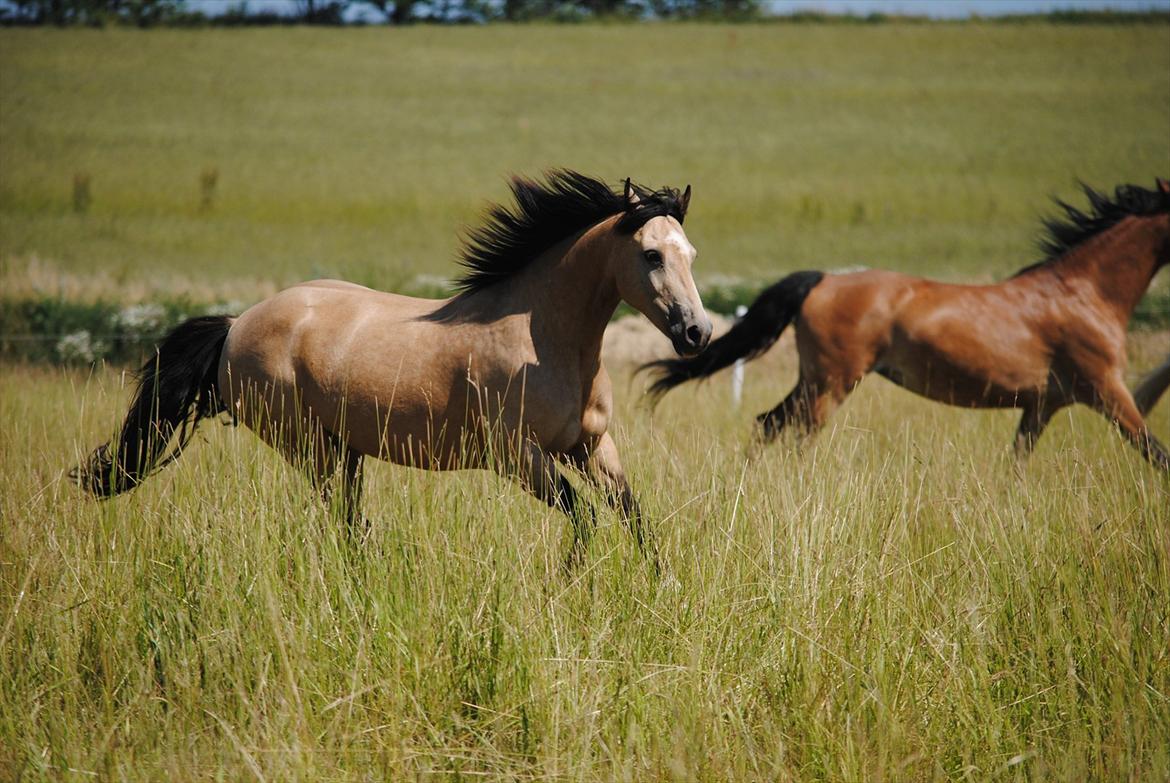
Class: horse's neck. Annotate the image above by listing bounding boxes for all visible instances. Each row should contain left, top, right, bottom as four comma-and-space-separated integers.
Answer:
1048, 216, 1166, 318
506, 223, 620, 367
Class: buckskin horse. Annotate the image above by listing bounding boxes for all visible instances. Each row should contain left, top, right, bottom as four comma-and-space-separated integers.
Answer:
644, 179, 1169, 472
75, 171, 711, 566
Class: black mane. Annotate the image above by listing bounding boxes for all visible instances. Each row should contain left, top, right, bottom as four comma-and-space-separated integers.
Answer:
1015, 180, 1170, 276
455, 170, 688, 293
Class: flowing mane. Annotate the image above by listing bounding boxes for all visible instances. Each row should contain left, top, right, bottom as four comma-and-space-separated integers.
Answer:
1014, 180, 1170, 277
455, 170, 688, 293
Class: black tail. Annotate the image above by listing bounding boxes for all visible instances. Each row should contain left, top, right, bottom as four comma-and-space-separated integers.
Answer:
641, 270, 824, 402
1133, 354, 1170, 417
73, 315, 233, 497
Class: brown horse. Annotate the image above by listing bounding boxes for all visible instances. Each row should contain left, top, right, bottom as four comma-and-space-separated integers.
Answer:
75, 171, 711, 566
644, 179, 1170, 471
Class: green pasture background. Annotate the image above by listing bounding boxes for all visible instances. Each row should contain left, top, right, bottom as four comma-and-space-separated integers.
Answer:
2, 23, 1169, 297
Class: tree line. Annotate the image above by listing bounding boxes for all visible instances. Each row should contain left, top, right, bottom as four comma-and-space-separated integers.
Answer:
0, 0, 761, 25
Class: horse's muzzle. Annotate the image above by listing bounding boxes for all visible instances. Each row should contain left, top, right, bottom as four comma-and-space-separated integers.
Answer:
669, 309, 712, 356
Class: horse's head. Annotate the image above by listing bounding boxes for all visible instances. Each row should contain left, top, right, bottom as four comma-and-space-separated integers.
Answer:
612, 180, 711, 356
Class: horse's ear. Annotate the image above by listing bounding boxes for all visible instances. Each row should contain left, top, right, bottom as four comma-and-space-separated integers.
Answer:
1157, 177, 1170, 195
623, 178, 640, 208
679, 184, 691, 217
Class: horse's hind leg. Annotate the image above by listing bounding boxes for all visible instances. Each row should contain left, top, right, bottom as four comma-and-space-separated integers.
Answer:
299, 429, 367, 540
755, 377, 848, 445
323, 438, 366, 541
1014, 401, 1061, 459
228, 378, 368, 534
756, 384, 808, 444
252, 404, 368, 536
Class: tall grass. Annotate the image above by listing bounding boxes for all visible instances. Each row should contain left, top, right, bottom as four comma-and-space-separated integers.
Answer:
2, 334, 1167, 779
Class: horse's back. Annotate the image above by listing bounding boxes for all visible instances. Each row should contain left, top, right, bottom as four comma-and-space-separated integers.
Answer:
227, 280, 446, 352
808, 269, 1049, 338
287, 278, 450, 313
291, 279, 371, 293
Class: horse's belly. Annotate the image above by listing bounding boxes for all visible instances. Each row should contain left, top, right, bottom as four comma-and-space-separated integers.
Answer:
330, 392, 481, 470
876, 353, 1044, 408
879, 306, 1053, 408
306, 357, 580, 469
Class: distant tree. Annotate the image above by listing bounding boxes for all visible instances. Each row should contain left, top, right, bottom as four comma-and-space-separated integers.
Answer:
3, 0, 40, 22
646, 0, 757, 18
579, 0, 636, 17
361, 0, 414, 25
11, 0, 72, 24
0, 0, 760, 24
2, 0, 186, 25
500, 0, 559, 21
501, 0, 526, 21
291, 0, 347, 23
122, 0, 187, 25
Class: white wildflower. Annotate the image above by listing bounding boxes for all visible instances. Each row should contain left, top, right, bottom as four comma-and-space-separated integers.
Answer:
114, 303, 167, 337
56, 330, 107, 363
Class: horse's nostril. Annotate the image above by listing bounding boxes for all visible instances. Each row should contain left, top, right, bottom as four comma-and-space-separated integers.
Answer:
686, 324, 703, 345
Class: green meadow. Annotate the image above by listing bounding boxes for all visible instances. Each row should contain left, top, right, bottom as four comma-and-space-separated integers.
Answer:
2, 22, 1170, 781
2, 340, 1169, 780
2, 23, 1168, 295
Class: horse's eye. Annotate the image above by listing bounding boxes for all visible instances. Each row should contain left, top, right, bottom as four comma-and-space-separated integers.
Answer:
643, 249, 662, 265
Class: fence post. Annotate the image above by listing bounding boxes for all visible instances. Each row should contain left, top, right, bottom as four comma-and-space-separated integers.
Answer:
731, 304, 747, 407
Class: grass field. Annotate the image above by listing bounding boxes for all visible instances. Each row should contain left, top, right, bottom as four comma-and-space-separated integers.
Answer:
1, 24, 1169, 295
2, 21, 1170, 781
2, 337, 1169, 780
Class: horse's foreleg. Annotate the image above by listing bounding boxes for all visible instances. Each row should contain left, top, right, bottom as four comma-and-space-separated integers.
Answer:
573, 433, 657, 571
1089, 375, 1170, 473
510, 443, 596, 571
